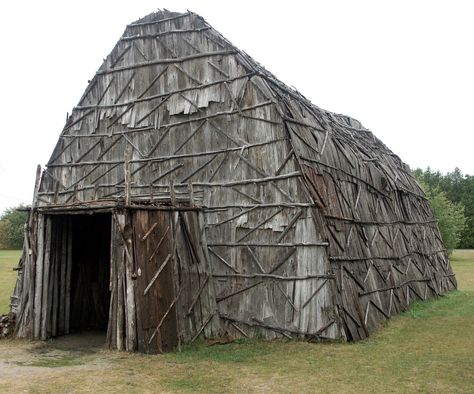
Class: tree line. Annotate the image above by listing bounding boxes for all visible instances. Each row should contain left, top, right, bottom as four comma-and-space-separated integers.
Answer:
413, 167, 472, 250
0, 206, 28, 250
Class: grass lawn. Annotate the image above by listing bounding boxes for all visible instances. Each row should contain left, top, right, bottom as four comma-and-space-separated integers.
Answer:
0, 250, 20, 314
0, 250, 473, 393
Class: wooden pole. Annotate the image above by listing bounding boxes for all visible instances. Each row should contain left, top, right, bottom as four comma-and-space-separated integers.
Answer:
33, 214, 45, 340
40, 216, 52, 340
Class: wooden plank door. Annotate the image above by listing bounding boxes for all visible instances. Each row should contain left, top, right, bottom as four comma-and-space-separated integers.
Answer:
132, 210, 178, 353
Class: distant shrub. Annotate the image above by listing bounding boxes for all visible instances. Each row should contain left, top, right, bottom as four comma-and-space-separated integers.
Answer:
0, 206, 28, 250
415, 179, 466, 253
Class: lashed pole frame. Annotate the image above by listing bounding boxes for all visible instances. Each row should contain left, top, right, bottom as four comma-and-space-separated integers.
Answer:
14, 10, 456, 346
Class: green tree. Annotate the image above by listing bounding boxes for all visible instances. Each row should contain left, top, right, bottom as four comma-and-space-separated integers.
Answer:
413, 167, 474, 248
0, 206, 28, 250
414, 178, 467, 253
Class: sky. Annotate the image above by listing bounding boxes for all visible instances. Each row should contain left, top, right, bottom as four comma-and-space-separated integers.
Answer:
0, 0, 473, 214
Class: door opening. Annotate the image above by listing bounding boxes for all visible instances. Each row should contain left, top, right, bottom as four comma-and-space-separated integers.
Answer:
68, 213, 111, 333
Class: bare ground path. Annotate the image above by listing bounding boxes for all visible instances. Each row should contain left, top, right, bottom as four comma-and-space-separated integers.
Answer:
0, 332, 110, 380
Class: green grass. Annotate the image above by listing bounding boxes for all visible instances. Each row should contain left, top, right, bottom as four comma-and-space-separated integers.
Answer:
0, 250, 20, 314
0, 250, 473, 393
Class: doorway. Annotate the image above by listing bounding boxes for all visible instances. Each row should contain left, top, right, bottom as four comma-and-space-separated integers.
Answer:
43, 213, 112, 339
68, 214, 111, 333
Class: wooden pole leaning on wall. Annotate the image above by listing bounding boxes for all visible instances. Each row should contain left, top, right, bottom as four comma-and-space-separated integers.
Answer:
15, 164, 42, 338
33, 214, 45, 340
113, 210, 137, 351
40, 216, 52, 340
124, 210, 137, 352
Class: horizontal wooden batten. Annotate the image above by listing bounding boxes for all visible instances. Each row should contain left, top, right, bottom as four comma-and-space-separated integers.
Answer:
208, 241, 328, 247
212, 273, 334, 280
47, 136, 285, 167
324, 215, 438, 226
127, 11, 192, 27
121, 27, 211, 41
96, 50, 237, 75
330, 249, 447, 262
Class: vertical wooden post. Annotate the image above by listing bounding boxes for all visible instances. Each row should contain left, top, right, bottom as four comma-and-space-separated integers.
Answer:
40, 216, 52, 340
124, 212, 137, 351
33, 214, 45, 340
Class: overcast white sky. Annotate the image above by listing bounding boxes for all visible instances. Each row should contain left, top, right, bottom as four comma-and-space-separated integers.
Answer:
0, 0, 473, 213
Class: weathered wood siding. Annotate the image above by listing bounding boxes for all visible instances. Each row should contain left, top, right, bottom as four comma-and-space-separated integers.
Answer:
12, 10, 455, 347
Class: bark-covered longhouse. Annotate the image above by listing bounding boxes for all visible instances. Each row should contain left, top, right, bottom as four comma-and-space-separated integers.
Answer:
11, 10, 456, 353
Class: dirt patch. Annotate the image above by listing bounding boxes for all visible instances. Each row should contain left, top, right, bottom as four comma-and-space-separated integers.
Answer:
0, 332, 110, 381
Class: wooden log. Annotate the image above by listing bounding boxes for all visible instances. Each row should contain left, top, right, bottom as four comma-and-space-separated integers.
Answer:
190, 313, 214, 343
143, 254, 172, 295
96, 50, 237, 75
276, 208, 303, 243
208, 242, 328, 247
40, 216, 52, 340
33, 214, 45, 340
236, 208, 283, 242
212, 273, 334, 280
123, 213, 137, 351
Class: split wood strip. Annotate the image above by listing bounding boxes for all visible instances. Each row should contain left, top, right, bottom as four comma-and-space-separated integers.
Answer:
268, 247, 297, 274
114, 71, 136, 104
246, 246, 265, 273
180, 153, 219, 183
110, 45, 132, 68
128, 11, 192, 27
213, 206, 259, 227
212, 273, 334, 281
330, 249, 446, 262
190, 313, 214, 343
230, 321, 249, 337
275, 148, 294, 176
96, 50, 237, 75
121, 27, 211, 42
173, 120, 206, 154
142, 222, 158, 241
143, 254, 172, 295
301, 279, 329, 309
207, 247, 238, 273
208, 242, 328, 247
220, 315, 328, 340
230, 187, 262, 204
216, 281, 264, 303
137, 66, 169, 99
276, 208, 303, 243
150, 162, 183, 183
236, 208, 283, 242
186, 276, 210, 316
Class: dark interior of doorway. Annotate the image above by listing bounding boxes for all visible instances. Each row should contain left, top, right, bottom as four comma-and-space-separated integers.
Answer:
69, 213, 111, 333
